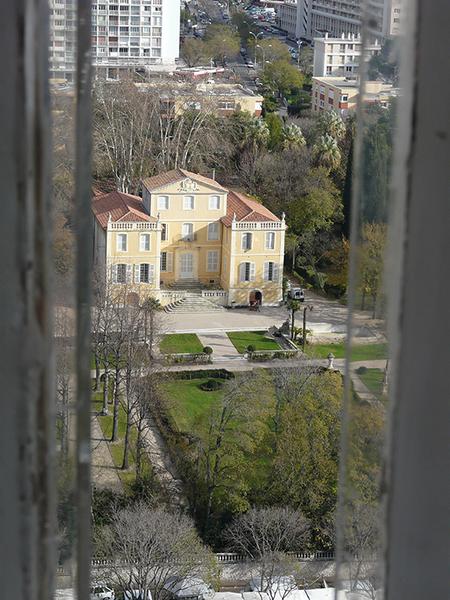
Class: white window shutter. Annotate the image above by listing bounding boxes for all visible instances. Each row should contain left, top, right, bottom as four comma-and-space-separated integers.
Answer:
111, 264, 117, 283
241, 234, 246, 250
126, 264, 132, 283
273, 263, 279, 282
167, 252, 173, 272
239, 263, 245, 282
263, 262, 269, 281
250, 262, 256, 281
149, 264, 155, 282
134, 264, 140, 283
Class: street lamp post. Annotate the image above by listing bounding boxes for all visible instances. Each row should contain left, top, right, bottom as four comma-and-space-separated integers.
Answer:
302, 304, 313, 352
256, 43, 271, 69
248, 31, 264, 66
296, 39, 302, 67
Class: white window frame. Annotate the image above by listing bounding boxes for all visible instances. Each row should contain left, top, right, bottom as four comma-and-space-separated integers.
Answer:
265, 231, 275, 250
161, 222, 168, 241
139, 263, 150, 283
263, 261, 279, 282
207, 250, 219, 272
139, 233, 150, 251
240, 261, 255, 282
241, 232, 252, 251
207, 222, 220, 241
117, 233, 127, 252
209, 195, 221, 210
183, 195, 195, 210
182, 222, 194, 241
114, 263, 128, 284
160, 251, 173, 272
158, 195, 169, 210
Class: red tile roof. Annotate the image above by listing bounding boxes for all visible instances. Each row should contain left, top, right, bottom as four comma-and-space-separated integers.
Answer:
92, 190, 156, 229
142, 168, 228, 192
221, 190, 281, 227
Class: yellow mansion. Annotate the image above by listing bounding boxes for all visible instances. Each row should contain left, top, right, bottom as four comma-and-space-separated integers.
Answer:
92, 169, 286, 307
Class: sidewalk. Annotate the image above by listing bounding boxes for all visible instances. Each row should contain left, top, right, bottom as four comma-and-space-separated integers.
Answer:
90, 412, 123, 492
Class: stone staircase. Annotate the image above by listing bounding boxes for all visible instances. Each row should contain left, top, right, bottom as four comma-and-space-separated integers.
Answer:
164, 290, 225, 314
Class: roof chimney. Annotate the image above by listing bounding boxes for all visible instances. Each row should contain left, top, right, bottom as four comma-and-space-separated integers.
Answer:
212, 168, 216, 180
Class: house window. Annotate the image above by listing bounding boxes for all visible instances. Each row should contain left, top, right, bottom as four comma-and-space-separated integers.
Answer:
239, 261, 255, 282
207, 250, 219, 272
241, 232, 252, 250
264, 261, 279, 282
208, 222, 219, 241
265, 231, 275, 250
209, 195, 221, 210
160, 251, 173, 272
182, 223, 194, 241
183, 195, 195, 210
117, 233, 127, 251
161, 223, 168, 241
139, 263, 150, 283
115, 263, 127, 283
158, 195, 169, 210
140, 233, 150, 251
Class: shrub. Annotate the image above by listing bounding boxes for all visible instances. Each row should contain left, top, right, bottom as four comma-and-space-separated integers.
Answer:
356, 366, 368, 375
203, 346, 213, 355
199, 379, 224, 392
247, 344, 256, 353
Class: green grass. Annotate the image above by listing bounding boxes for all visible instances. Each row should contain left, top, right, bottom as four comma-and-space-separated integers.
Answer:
305, 342, 388, 361
226, 331, 281, 354
92, 389, 152, 488
358, 368, 385, 397
160, 333, 204, 355
161, 378, 223, 432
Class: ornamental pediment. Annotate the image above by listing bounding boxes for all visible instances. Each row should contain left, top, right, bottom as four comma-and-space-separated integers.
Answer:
177, 178, 199, 193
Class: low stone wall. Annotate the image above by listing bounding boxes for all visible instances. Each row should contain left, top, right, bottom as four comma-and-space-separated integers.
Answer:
164, 352, 212, 365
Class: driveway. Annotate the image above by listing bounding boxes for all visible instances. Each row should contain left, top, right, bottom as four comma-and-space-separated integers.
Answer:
198, 332, 244, 363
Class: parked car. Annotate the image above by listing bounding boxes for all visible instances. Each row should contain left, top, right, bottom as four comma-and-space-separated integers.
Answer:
287, 287, 305, 302
90, 585, 115, 600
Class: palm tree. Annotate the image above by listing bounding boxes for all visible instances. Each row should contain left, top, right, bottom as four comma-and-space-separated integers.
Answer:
287, 299, 302, 341
246, 116, 270, 148
281, 123, 306, 149
316, 110, 346, 140
313, 133, 342, 171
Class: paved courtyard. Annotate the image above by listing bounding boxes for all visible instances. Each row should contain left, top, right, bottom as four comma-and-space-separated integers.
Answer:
165, 290, 385, 341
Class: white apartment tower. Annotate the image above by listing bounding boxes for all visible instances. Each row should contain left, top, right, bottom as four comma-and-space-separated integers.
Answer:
49, 0, 180, 83
295, 0, 401, 41
49, 0, 77, 82
313, 33, 381, 78
92, 0, 180, 79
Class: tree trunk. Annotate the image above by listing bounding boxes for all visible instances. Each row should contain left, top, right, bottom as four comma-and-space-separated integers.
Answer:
122, 401, 131, 470
136, 419, 143, 482
291, 310, 295, 340
361, 290, 366, 310
372, 293, 377, 319
94, 355, 101, 391
111, 368, 120, 442
102, 370, 109, 415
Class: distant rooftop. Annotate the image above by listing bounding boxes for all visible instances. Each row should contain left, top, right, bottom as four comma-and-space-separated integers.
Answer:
135, 81, 261, 98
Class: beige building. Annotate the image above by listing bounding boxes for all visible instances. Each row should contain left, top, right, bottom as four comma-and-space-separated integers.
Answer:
313, 33, 381, 78
312, 76, 398, 115
135, 81, 264, 117
92, 169, 286, 307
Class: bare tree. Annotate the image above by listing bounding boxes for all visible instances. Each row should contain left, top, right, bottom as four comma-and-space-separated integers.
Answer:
54, 307, 74, 458
97, 503, 216, 600
226, 507, 310, 600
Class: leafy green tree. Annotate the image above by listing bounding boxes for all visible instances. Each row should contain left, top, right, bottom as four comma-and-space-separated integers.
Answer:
262, 60, 304, 99
192, 371, 274, 538
264, 112, 284, 149
313, 133, 342, 171
297, 46, 313, 78
252, 38, 292, 64
361, 118, 392, 223
358, 223, 386, 316
204, 24, 240, 66
269, 371, 342, 535
181, 37, 208, 67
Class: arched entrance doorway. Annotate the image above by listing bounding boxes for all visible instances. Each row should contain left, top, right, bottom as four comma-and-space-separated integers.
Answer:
249, 290, 263, 309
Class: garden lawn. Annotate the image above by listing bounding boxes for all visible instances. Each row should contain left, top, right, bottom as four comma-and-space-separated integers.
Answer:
160, 333, 204, 354
227, 331, 281, 354
161, 378, 222, 432
358, 368, 385, 397
305, 342, 388, 361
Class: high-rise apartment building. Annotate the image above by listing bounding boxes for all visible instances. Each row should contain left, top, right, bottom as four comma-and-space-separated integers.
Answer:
49, 0, 77, 82
313, 33, 381, 78
295, 0, 401, 41
49, 0, 180, 83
